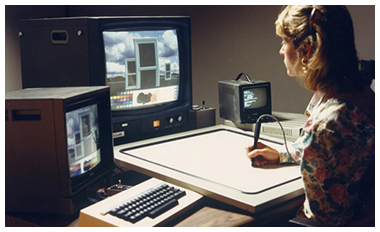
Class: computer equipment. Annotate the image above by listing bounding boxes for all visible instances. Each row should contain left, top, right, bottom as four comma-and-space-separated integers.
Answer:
224, 111, 306, 142
218, 73, 272, 123
251, 114, 263, 166
189, 104, 216, 129
5, 86, 115, 215
250, 114, 294, 167
78, 178, 202, 227
18, 16, 193, 145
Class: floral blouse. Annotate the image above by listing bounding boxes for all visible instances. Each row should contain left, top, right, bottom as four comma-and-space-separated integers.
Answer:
278, 92, 375, 226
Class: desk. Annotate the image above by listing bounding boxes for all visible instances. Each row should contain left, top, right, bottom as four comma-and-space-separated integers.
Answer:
170, 195, 304, 227
6, 125, 305, 227
5, 171, 304, 227
5, 198, 304, 227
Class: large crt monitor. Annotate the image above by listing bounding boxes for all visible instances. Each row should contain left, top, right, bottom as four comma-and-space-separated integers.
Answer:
18, 16, 193, 145
219, 79, 271, 123
5, 86, 115, 215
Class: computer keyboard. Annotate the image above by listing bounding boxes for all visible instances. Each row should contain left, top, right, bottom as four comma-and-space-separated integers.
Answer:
78, 178, 203, 227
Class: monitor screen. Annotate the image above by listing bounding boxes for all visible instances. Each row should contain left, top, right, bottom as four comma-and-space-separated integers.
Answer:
243, 87, 267, 109
66, 103, 101, 178
103, 29, 180, 111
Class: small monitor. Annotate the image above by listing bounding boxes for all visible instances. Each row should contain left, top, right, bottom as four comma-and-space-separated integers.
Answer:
219, 79, 271, 123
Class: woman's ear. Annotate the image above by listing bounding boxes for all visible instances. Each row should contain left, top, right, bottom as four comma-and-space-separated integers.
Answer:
301, 43, 312, 60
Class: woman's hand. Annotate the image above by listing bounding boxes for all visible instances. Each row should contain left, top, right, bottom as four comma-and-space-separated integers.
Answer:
245, 141, 280, 167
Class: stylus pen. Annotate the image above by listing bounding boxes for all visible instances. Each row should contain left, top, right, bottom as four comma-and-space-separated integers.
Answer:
251, 118, 262, 167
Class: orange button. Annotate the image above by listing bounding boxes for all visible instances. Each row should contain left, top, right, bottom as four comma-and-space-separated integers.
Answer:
153, 120, 160, 128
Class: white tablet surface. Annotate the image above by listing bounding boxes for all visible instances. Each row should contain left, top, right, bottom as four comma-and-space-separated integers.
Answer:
120, 129, 300, 194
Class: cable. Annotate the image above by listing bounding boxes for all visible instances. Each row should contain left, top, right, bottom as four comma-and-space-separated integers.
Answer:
251, 114, 291, 166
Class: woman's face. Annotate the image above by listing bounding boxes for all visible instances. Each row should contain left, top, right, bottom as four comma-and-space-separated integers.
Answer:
279, 37, 301, 77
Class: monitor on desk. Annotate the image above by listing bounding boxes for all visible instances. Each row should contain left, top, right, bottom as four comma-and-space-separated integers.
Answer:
19, 16, 193, 145
5, 87, 115, 215
219, 79, 272, 123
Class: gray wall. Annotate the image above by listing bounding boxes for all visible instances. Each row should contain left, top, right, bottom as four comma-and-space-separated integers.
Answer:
5, 5, 375, 124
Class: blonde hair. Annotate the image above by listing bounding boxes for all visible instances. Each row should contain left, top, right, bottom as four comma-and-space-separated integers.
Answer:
275, 5, 361, 93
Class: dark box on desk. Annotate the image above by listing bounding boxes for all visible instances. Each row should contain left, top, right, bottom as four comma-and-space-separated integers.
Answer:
189, 106, 216, 129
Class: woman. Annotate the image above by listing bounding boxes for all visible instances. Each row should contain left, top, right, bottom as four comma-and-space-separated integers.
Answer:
246, 5, 375, 226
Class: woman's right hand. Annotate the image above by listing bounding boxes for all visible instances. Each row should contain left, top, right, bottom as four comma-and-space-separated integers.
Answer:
245, 141, 280, 167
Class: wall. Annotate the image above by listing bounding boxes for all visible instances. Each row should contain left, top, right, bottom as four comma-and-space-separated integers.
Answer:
5, 5, 375, 124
